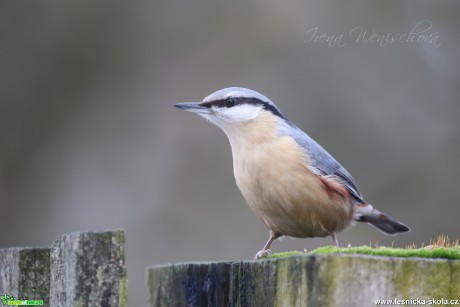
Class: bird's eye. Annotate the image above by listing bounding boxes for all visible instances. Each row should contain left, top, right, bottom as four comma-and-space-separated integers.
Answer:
224, 98, 236, 107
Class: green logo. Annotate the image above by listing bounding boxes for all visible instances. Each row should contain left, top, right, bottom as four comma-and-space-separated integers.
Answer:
0, 294, 43, 306
0, 295, 16, 305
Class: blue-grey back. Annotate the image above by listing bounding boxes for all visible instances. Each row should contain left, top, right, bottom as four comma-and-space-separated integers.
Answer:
277, 119, 363, 202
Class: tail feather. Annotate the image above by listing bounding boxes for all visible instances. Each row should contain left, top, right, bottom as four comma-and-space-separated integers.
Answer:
354, 203, 410, 235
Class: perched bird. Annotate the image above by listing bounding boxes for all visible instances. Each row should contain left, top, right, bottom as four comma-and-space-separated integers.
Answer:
175, 87, 410, 259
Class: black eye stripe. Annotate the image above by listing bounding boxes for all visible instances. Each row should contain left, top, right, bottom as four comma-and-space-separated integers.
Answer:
200, 98, 242, 108
224, 97, 236, 107
200, 97, 263, 108
200, 97, 286, 120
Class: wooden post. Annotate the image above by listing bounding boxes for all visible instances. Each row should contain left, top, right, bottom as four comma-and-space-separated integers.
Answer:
0, 229, 127, 307
146, 254, 460, 307
50, 230, 127, 307
0, 247, 50, 304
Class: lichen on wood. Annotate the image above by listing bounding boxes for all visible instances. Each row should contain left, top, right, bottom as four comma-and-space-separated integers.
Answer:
147, 254, 460, 307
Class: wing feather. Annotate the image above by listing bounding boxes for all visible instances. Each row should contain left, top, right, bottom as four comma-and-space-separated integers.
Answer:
278, 120, 363, 202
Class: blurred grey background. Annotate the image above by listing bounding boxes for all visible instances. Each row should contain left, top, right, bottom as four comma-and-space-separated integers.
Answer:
1, 0, 459, 305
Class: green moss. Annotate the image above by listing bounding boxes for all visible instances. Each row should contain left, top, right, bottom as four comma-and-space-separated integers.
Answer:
265, 245, 460, 260
274, 255, 310, 305
112, 229, 126, 245
263, 250, 303, 259
309, 245, 460, 260
118, 276, 128, 307
96, 267, 104, 288
75, 298, 84, 307
393, 259, 418, 299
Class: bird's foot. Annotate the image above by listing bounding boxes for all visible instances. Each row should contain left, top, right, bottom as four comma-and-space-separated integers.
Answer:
254, 249, 272, 260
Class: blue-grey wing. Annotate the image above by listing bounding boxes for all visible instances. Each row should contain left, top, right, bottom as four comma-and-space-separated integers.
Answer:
278, 121, 363, 202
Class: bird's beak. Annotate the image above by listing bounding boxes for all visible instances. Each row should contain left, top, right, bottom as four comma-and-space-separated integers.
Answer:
174, 102, 210, 114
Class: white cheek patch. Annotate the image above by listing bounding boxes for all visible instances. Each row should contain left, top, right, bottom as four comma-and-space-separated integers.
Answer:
217, 104, 262, 123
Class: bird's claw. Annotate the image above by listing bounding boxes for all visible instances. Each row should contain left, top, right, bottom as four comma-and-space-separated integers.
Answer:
254, 249, 272, 260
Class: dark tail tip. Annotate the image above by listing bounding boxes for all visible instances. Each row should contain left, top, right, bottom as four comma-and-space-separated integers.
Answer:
358, 210, 410, 235
368, 215, 410, 235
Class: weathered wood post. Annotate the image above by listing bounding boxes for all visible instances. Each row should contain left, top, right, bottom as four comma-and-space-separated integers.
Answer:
0, 229, 127, 307
0, 248, 51, 304
50, 230, 127, 306
146, 254, 460, 307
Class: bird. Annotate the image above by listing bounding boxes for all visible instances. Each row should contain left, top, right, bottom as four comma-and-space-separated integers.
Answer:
175, 87, 410, 259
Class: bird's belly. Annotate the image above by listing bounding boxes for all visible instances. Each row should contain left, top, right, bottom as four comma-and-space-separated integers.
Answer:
238, 172, 353, 237
233, 138, 353, 238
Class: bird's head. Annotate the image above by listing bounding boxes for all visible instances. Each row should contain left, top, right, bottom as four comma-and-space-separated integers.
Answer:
175, 87, 286, 133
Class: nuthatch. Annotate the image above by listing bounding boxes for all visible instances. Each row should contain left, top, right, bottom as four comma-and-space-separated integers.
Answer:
175, 87, 410, 259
